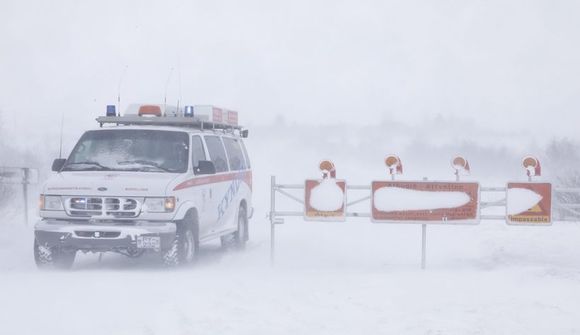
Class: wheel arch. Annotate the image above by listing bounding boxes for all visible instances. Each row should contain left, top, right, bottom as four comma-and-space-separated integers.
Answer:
239, 199, 247, 212
176, 206, 200, 238
185, 207, 199, 232
238, 199, 249, 241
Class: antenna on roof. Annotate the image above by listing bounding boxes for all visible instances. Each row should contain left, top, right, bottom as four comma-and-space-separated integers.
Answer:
117, 65, 128, 116
58, 112, 65, 159
164, 67, 174, 116
176, 61, 182, 114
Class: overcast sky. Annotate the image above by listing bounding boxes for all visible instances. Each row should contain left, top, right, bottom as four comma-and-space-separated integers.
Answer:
1, 0, 579, 147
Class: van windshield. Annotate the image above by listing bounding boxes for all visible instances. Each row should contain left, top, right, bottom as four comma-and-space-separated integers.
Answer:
62, 129, 189, 173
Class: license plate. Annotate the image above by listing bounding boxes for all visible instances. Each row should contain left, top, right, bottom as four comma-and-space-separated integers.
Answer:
136, 236, 160, 249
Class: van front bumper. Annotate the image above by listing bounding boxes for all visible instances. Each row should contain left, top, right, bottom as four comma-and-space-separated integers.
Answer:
34, 219, 176, 252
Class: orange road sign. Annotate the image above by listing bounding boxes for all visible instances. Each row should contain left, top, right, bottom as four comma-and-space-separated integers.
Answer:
371, 181, 479, 224
506, 182, 552, 225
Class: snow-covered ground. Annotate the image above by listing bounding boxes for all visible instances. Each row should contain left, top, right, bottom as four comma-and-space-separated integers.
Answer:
2, 127, 580, 335
2, 213, 580, 334
2, 0, 580, 332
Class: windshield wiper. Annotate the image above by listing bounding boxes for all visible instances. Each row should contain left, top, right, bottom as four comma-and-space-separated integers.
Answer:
117, 160, 172, 172
62, 161, 111, 171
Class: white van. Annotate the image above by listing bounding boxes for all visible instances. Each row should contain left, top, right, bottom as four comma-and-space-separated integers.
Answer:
34, 104, 252, 268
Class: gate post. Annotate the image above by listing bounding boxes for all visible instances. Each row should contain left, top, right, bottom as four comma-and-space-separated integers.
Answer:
270, 175, 276, 266
421, 224, 427, 270
22, 168, 30, 225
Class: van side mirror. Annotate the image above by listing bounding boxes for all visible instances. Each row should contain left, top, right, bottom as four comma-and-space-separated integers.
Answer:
52, 158, 67, 172
195, 160, 216, 175
241, 129, 249, 138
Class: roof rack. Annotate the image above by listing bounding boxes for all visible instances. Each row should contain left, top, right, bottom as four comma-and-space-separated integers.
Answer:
95, 104, 249, 137
96, 115, 242, 131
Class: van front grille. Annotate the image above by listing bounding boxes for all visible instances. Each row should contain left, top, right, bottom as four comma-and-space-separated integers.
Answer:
66, 197, 143, 218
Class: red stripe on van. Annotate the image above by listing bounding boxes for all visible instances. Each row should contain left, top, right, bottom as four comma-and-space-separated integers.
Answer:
173, 171, 252, 191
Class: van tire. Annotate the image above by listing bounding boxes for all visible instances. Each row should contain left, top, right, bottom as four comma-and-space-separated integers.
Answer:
221, 205, 248, 250
34, 239, 76, 270
162, 218, 198, 267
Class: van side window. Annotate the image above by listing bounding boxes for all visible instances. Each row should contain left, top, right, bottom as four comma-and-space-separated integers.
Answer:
240, 141, 251, 169
191, 136, 206, 171
204, 136, 229, 173
223, 137, 246, 171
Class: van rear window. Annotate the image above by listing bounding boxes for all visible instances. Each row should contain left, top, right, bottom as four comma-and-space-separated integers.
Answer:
204, 136, 229, 173
223, 137, 246, 171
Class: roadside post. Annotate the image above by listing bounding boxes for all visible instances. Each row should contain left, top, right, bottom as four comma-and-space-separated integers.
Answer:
0, 167, 38, 225
270, 175, 276, 265
23, 168, 30, 224
421, 177, 427, 270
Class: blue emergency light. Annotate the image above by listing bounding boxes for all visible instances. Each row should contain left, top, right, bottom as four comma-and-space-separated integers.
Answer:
184, 105, 194, 117
106, 105, 117, 116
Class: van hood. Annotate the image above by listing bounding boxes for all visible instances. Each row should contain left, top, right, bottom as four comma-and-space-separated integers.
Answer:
43, 171, 180, 196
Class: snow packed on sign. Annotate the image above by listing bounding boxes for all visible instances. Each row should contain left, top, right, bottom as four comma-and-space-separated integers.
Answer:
507, 188, 543, 215
373, 187, 471, 212
309, 178, 344, 212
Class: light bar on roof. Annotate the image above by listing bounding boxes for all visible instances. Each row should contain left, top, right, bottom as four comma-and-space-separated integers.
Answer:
96, 104, 244, 131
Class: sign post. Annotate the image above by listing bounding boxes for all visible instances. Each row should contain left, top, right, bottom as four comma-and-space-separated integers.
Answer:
421, 221, 427, 270
270, 175, 276, 265
22, 168, 30, 225
421, 177, 427, 270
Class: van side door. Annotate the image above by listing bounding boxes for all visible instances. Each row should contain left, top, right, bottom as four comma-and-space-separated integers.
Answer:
190, 135, 212, 237
204, 135, 231, 232
222, 136, 249, 231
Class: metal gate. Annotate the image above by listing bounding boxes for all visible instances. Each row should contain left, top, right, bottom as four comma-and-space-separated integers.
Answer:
268, 157, 580, 269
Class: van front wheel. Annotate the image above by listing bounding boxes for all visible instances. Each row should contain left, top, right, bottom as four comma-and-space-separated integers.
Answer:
34, 239, 76, 270
220, 206, 248, 250
162, 221, 198, 267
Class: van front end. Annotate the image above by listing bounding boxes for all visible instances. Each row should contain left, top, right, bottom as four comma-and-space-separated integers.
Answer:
34, 105, 252, 269
34, 191, 184, 268
35, 218, 177, 254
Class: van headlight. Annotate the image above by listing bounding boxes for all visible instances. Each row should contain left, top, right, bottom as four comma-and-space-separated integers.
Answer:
40, 195, 64, 211
144, 197, 175, 213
